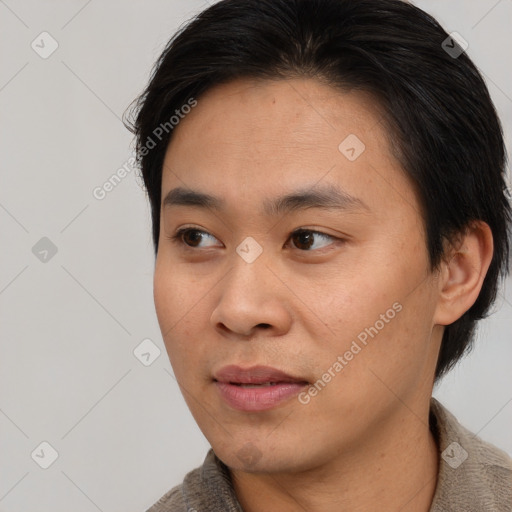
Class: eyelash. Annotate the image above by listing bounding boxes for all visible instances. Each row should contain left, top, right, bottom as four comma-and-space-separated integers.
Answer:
167, 227, 341, 253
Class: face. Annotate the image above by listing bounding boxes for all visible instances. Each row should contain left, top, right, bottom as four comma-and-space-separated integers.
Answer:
154, 78, 443, 474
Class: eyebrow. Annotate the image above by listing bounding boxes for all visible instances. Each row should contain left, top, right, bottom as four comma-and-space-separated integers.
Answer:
162, 184, 369, 216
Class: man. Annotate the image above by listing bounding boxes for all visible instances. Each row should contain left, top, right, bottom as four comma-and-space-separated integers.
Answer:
126, 0, 512, 510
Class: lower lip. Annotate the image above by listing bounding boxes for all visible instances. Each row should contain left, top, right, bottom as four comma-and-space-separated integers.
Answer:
215, 381, 308, 412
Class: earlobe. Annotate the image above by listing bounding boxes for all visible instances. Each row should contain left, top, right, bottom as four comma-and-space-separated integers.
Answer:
433, 221, 494, 326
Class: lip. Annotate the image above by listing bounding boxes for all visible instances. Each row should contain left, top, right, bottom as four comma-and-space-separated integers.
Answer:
213, 365, 309, 412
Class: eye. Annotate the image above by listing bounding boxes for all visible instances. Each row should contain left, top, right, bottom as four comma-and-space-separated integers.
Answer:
169, 227, 339, 252
170, 228, 221, 249
287, 229, 337, 251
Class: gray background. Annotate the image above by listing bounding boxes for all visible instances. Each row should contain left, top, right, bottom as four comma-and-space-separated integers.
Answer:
0, 0, 510, 510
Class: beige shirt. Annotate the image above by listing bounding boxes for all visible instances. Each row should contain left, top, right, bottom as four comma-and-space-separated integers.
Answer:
147, 399, 512, 511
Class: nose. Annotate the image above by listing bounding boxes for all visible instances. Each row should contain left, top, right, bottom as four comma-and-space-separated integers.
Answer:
210, 252, 293, 339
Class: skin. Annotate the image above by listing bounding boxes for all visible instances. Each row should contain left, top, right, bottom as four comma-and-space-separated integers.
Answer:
153, 77, 493, 512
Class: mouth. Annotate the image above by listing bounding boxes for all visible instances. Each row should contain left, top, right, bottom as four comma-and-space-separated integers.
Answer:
230, 382, 282, 388
213, 365, 309, 412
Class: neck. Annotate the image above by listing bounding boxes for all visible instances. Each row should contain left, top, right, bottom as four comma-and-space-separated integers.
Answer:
231, 403, 439, 512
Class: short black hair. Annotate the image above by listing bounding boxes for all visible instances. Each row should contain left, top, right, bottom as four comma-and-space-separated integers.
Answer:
125, 0, 511, 381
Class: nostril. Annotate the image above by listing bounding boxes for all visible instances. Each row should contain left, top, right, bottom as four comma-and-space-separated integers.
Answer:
257, 323, 272, 329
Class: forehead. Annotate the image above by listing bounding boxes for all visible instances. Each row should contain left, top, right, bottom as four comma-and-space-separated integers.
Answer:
160, 77, 417, 220
168, 77, 387, 150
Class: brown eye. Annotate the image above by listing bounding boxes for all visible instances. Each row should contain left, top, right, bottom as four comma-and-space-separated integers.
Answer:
171, 228, 220, 248
289, 229, 336, 251
182, 229, 204, 247
291, 230, 315, 250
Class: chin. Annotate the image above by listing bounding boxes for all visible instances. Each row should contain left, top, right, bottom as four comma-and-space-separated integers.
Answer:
212, 437, 317, 474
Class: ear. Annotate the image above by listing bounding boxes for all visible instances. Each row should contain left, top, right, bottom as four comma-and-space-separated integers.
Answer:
433, 221, 494, 326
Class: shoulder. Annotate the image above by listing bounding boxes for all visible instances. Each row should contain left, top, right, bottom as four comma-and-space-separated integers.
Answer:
145, 484, 187, 512
144, 450, 242, 512
430, 398, 512, 512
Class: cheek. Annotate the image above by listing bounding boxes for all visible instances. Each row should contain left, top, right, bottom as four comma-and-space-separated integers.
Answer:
154, 261, 196, 362
344, 283, 438, 400
154, 255, 201, 331
315, 246, 435, 376
318, 266, 399, 342
153, 266, 176, 334
153, 256, 219, 374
